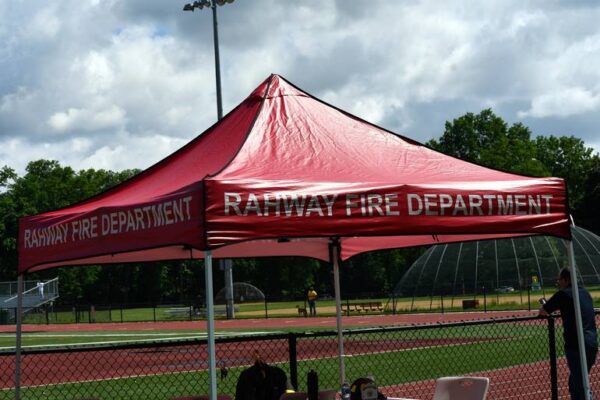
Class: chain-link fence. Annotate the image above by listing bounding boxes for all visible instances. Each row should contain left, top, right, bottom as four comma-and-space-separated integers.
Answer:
2, 288, 565, 326
1, 314, 598, 399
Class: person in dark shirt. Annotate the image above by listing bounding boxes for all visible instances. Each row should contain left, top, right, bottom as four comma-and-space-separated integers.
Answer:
235, 352, 289, 400
539, 268, 598, 400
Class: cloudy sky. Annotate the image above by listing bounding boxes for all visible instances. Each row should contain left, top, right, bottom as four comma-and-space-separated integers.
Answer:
1, 0, 599, 174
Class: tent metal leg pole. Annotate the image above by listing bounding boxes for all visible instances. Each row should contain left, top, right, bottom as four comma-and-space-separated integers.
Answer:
15, 274, 24, 400
205, 251, 217, 400
223, 259, 235, 319
565, 239, 592, 400
332, 242, 346, 385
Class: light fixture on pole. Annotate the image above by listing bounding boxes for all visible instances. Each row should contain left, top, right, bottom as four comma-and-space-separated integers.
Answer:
183, 0, 235, 119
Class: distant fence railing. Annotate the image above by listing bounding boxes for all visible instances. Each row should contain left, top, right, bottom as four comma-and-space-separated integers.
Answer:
0, 281, 43, 297
0, 288, 567, 325
0, 278, 59, 324
1, 314, 598, 400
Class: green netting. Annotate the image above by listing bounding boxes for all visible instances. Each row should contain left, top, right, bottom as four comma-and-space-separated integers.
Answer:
214, 282, 265, 304
394, 226, 600, 297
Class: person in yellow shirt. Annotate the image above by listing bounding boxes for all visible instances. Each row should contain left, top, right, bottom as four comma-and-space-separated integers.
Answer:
307, 287, 318, 316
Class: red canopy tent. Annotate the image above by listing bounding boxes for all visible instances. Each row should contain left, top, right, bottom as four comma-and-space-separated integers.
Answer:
18, 74, 587, 399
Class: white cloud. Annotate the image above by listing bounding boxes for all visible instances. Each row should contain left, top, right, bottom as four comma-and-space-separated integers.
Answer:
0, 133, 187, 174
71, 51, 115, 95
2, 0, 600, 175
80, 133, 188, 171
47, 105, 126, 133
21, 6, 62, 41
0, 86, 37, 113
519, 87, 600, 118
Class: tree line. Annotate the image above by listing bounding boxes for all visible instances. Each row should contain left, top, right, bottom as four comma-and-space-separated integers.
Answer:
1, 109, 598, 305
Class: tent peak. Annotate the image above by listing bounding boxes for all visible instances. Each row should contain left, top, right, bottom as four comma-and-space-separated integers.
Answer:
248, 74, 308, 101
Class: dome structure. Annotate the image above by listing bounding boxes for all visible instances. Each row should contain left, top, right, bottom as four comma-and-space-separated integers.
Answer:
214, 282, 265, 304
394, 226, 600, 300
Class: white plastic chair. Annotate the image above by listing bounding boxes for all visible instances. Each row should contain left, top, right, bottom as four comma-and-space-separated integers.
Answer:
318, 389, 338, 400
171, 396, 232, 400
279, 390, 337, 400
280, 392, 308, 400
432, 376, 489, 400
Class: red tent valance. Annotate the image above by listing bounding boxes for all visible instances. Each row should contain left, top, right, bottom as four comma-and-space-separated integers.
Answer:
18, 74, 570, 273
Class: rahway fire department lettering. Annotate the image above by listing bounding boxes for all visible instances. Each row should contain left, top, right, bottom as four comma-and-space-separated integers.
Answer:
225, 192, 340, 217
23, 196, 193, 249
224, 192, 555, 217
407, 193, 554, 216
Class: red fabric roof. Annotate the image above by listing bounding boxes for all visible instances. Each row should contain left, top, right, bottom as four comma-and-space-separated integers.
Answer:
18, 74, 570, 273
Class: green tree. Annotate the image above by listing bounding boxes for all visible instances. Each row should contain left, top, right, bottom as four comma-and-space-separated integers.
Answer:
534, 135, 599, 210
427, 109, 547, 176
428, 109, 599, 216
576, 156, 600, 231
342, 248, 423, 296
0, 160, 139, 302
0, 167, 19, 280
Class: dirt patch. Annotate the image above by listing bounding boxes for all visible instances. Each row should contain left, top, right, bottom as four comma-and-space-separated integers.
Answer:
205, 296, 533, 316
238, 306, 340, 317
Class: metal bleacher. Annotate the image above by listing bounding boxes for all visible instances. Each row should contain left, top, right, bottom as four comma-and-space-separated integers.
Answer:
0, 278, 59, 323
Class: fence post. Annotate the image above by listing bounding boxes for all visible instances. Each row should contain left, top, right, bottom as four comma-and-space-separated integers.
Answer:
440, 294, 444, 314
346, 298, 350, 317
153, 305, 156, 323
288, 333, 298, 391
483, 286, 487, 313
264, 298, 268, 319
528, 288, 531, 311
547, 317, 559, 400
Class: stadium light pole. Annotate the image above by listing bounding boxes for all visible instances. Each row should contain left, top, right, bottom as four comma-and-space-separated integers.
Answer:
182, 3, 234, 400
183, 0, 236, 318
